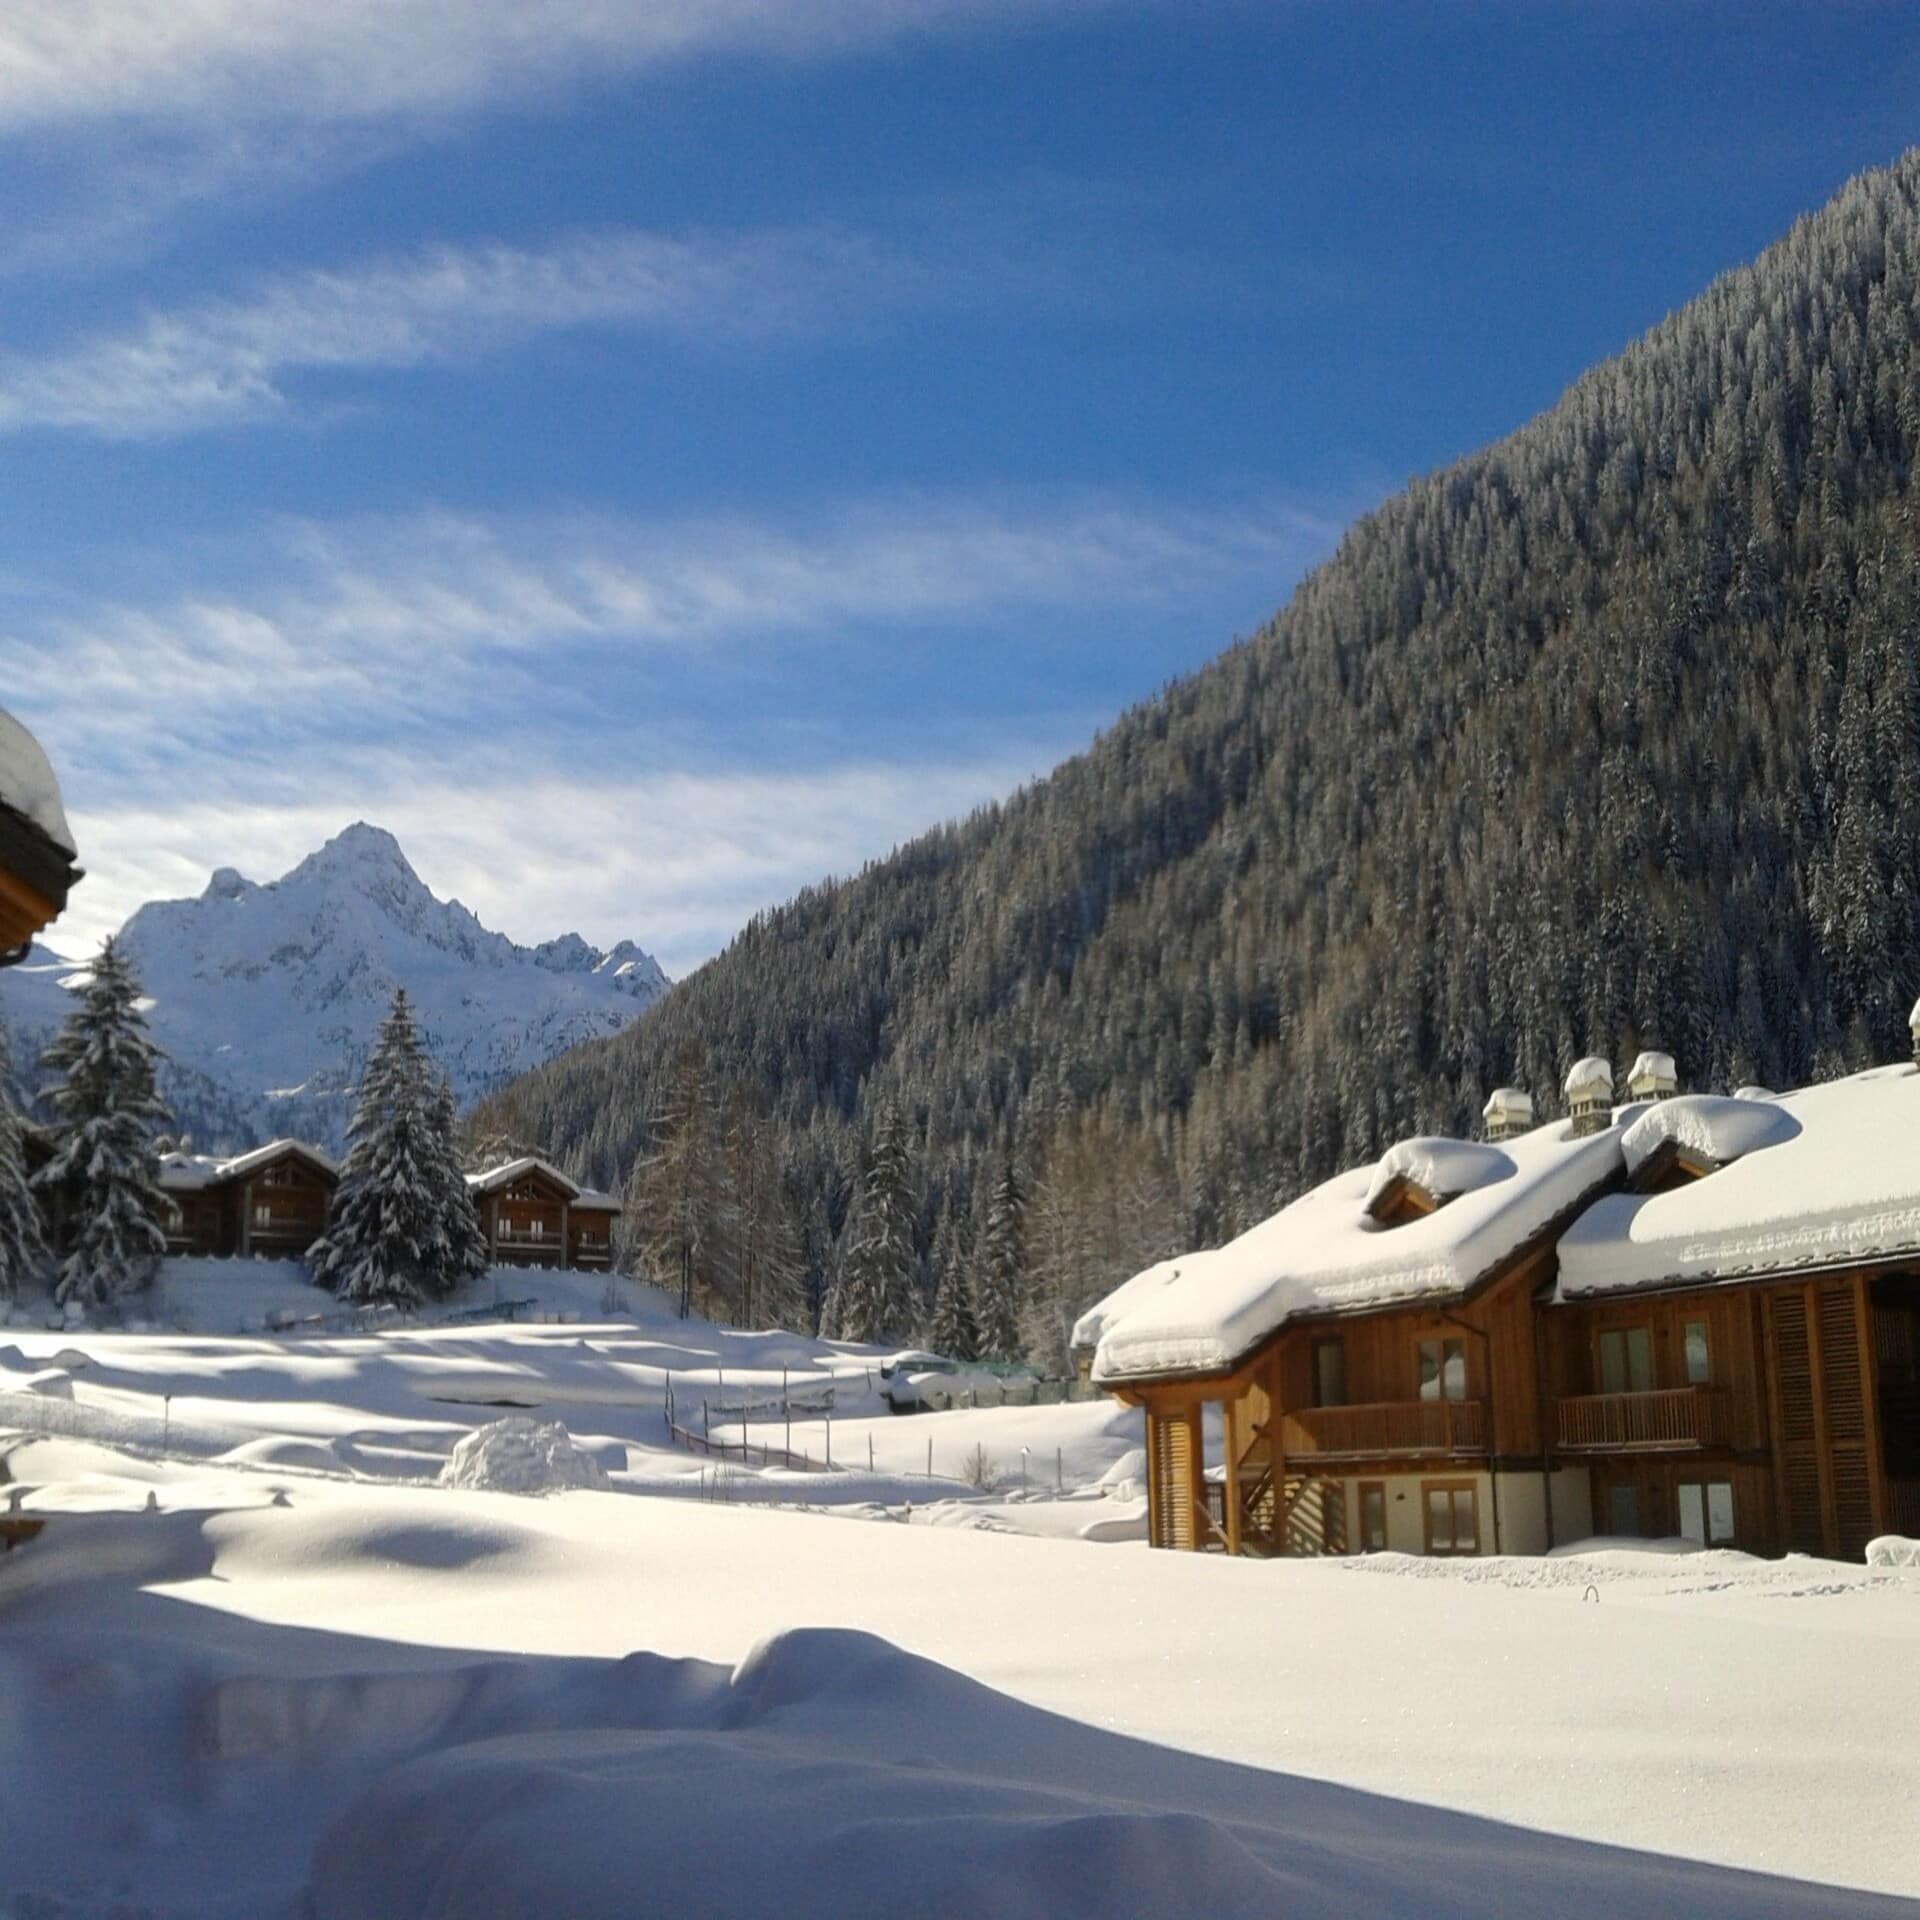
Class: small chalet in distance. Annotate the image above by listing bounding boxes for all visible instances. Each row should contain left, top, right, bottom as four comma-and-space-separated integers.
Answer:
157, 1140, 339, 1259
1081, 1033, 1920, 1565
466, 1157, 621, 1271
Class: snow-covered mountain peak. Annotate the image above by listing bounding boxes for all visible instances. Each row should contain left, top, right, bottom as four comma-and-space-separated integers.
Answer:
1, 825, 671, 1152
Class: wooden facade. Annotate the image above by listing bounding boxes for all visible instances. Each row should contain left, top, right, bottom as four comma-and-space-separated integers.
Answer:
467, 1158, 620, 1271
1117, 1238, 1587, 1561
158, 1142, 338, 1260
1115, 1246, 1920, 1566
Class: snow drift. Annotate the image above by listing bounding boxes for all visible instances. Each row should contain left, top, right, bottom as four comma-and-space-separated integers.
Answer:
438, 1418, 610, 1495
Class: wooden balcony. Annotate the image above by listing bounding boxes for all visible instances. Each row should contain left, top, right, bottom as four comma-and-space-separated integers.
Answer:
1554, 1386, 1730, 1454
1279, 1398, 1488, 1461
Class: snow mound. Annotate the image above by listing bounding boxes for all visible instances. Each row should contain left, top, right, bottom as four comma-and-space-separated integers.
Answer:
1363, 1137, 1512, 1212
1097, 1446, 1146, 1490
438, 1418, 610, 1496
0, 704, 75, 853
1866, 1535, 1920, 1568
1619, 1094, 1799, 1177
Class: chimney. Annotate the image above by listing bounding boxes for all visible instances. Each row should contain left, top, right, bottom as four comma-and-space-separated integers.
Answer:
1482, 1086, 1534, 1143
1626, 1050, 1676, 1102
1910, 997, 1920, 1068
1564, 1056, 1614, 1137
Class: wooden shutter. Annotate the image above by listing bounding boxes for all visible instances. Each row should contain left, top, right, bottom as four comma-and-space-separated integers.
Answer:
1817, 1282, 1875, 1558
1148, 1409, 1196, 1551
1769, 1291, 1825, 1554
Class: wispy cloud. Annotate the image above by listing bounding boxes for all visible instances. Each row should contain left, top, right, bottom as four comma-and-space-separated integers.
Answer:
0, 2, 1108, 131
6, 483, 1344, 967
0, 225, 962, 438
1, 491, 1339, 762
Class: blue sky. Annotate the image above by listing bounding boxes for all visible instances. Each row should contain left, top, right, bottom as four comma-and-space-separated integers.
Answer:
5, 1, 1916, 974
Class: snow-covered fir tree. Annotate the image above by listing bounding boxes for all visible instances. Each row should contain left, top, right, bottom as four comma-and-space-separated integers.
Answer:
0, 1017, 47, 1299
975, 1157, 1026, 1361
926, 1199, 979, 1360
33, 938, 169, 1310
311, 989, 482, 1308
835, 1101, 919, 1344
429, 1074, 491, 1288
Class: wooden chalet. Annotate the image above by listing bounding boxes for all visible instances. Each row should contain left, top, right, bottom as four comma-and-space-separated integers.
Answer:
0, 707, 82, 960
466, 1157, 621, 1270
1085, 1044, 1920, 1564
157, 1140, 339, 1259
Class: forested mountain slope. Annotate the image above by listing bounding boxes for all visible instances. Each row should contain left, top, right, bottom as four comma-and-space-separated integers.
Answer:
478, 152, 1920, 1350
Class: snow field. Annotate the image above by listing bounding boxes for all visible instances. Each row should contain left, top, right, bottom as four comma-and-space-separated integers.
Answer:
0, 1452, 1917, 1917
0, 1276, 1915, 1914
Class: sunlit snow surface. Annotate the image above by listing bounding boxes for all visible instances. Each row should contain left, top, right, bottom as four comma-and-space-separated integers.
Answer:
0, 1267, 1914, 1917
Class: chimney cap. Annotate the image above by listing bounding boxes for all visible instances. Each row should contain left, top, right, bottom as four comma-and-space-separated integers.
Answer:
1732, 1085, 1775, 1101
1909, 997, 1920, 1035
1565, 1055, 1614, 1097
1628, 1049, 1675, 1084
1481, 1085, 1534, 1122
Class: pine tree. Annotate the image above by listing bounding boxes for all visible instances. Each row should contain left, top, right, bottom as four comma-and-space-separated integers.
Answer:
33, 939, 169, 1310
836, 1101, 919, 1344
975, 1157, 1026, 1362
429, 1075, 491, 1289
311, 989, 474, 1307
625, 1041, 732, 1318
0, 1017, 47, 1298
927, 1200, 979, 1360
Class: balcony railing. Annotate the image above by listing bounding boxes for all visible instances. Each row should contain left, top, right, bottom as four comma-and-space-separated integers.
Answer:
1554, 1386, 1730, 1453
1280, 1398, 1488, 1461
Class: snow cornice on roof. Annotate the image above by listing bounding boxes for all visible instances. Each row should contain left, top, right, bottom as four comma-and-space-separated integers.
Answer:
466, 1155, 582, 1199
1557, 1066, 1920, 1299
1088, 1115, 1632, 1387
157, 1137, 338, 1191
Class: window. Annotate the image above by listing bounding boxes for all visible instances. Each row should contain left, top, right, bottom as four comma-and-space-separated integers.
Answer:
1417, 1337, 1467, 1402
528, 1218, 545, 1240
1597, 1327, 1653, 1394
1607, 1483, 1640, 1537
253, 1204, 271, 1228
1679, 1480, 1736, 1545
1683, 1321, 1711, 1385
1359, 1482, 1388, 1553
1313, 1337, 1347, 1408
1423, 1480, 1479, 1555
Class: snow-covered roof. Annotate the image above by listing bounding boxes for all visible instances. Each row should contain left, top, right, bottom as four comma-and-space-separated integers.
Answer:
1617, 1094, 1799, 1179
572, 1186, 621, 1212
157, 1138, 338, 1192
467, 1156, 582, 1199
1558, 1067, 1920, 1298
1087, 1116, 1630, 1384
0, 707, 76, 858
1565, 1055, 1614, 1097
1363, 1137, 1512, 1213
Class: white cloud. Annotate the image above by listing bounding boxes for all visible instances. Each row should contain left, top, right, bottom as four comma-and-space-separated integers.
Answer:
52, 754, 1056, 977
10, 483, 1344, 969
0, 2, 1105, 131
0, 225, 952, 438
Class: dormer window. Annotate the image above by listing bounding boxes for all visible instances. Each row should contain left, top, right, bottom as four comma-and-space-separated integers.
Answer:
1364, 1174, 1443, 1227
